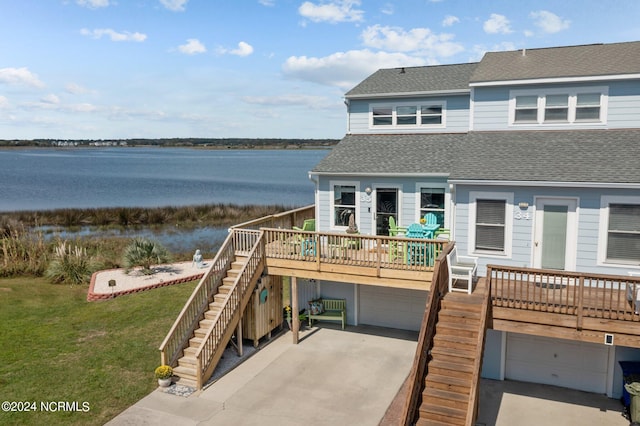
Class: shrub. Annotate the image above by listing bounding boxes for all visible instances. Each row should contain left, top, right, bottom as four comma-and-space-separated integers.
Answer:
45, 241, 95, 285
123, 238, 171, 275
154, 365, 173, 379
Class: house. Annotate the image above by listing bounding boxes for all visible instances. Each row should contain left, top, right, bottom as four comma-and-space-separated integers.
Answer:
308, 41, 640, 400
161, 41, 640, 424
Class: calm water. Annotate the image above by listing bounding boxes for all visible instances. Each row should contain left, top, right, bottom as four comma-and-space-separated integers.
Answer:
0, 147, 328, 211
1, 147, 328, 253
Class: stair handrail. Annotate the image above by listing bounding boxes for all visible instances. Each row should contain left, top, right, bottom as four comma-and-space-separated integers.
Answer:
401, 242, 455, 425
159, 231, 235, 366
465, 269, 491, 426
194, 229, 264, 388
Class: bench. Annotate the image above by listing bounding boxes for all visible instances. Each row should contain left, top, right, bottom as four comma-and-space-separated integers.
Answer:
307, 298, 346, 330
446, 246, 478, 294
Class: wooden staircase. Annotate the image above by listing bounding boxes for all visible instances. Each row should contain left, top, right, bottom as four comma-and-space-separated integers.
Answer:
172, 255, 250, 388
417, 280, 489, 426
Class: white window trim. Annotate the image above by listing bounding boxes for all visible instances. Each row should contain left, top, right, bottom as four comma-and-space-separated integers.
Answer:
508, 86, 608, 126
468, 191, 514, 258
369, 100, 446, 129
598, 195, 640, 268
414, 182, 451, 228
329, 180, 360, 232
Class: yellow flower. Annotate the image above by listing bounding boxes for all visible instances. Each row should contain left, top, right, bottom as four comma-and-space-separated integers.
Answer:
155, 365, 173, 379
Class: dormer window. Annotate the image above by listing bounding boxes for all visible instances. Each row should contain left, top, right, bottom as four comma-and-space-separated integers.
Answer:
510, 87, 607, 126
370, 101, 445, 128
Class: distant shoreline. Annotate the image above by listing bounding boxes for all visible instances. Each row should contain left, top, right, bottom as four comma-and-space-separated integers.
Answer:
0, 138, 339, 150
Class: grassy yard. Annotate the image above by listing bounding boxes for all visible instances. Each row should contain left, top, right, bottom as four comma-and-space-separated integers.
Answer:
0, 276, 198, 425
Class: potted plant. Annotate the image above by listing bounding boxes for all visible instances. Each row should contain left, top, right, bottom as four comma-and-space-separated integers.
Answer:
155, 365, 173, 387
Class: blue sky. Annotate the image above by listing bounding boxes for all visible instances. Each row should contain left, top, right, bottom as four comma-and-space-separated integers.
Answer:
2, 0, 640, 140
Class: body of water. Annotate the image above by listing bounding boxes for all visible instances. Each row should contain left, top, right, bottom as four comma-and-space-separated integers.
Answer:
0, 147, 328, 212
1, 147, 328, 254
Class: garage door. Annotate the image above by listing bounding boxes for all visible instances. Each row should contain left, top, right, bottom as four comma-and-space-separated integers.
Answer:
359, 286, 427, 331
506, 333, 610, 394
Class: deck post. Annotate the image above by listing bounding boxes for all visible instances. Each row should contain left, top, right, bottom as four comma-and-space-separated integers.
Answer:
577, 276, 585, 330
292, 276, 299, 344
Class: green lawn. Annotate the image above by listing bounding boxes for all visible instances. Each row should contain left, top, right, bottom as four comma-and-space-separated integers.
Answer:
0, 276, 198, 425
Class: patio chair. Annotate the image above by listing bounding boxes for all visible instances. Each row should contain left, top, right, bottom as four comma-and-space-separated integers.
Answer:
423, 212, 438, 226
388, 216, 406, 262
293, 219, 315, 232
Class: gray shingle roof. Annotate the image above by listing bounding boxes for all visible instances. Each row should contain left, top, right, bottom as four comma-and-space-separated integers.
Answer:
470, 41, 640, 83
345, 63, 478, 98
312, 130, 640, 184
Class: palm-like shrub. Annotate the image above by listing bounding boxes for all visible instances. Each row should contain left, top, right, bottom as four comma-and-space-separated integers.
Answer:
45, 241, 94, 285
123, 238, 171, 275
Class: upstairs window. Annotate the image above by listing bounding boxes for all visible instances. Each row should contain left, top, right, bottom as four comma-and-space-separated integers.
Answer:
370, 102, 445, 128
511, 87, 607, 125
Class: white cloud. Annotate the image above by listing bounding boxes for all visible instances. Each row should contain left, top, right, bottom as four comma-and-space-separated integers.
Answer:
258, 0, 275, 5
442, 15, 460, 27
282, 49, 426, 89
360, 25, 464, 57
230, 41, 254, 57
530, 10, 571, 34
41, 94, 60, 104
80, 28, 147, 42
0, 96, 9, 109
243, 94, 334, 109
178, 38, 207, 55
65, 82, 90, 95
470, 42, 517, 61
524, 30, 534, 37
381, 3, 394, 15
299, 0, 364, 24
483, 13, 513, 34
0, 67, 45, 88
160, 0, 188, 12
76, 0, 110, 8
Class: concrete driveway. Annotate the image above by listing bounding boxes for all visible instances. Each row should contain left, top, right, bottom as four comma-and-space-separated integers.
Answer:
108, 323, 629, 425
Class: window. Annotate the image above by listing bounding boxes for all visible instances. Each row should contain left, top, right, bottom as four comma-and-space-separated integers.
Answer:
606, 204, 640, 264
420, 188, 445, 227
511, 87, 607, 125
475, 200, 506, 251
332, 184, 356, 227
371, 102, 445, 128
469, 192, 513, 257
544, 94, 569, 122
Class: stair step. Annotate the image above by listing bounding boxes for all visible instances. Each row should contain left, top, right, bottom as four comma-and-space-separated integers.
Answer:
430, 345, 476, 361
231, 261, 246, 270
433, 333, 476, 350
419, 403, 466, 425
438, 308, 481, 322
173, 376, 198, 388
425, 374, 471, 395
441, 298, 483, 311
428, 359, 473, 380
199, 319, 214, 328
178, 355, 197, 367
189, 336, 203, 347
214, 294, 227, 303
173, 364, 197, 379
222, 277, 236, 286
183, 346, 197, 357
194, 327, 210, 338
218, 284, 234, 293
436, 321, 478, 339
422, 387, 468, 409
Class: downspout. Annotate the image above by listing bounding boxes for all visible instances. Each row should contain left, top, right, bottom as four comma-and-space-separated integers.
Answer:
344, 98, 351, 134
308, 172, 320, 226
449, 182, 456, 241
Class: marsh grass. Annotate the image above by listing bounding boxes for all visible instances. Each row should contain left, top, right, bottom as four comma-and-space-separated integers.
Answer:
0, 276, 198, 425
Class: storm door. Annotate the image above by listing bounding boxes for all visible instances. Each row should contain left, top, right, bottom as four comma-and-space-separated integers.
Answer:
374, 188, 399, 236
533, 198, 577, 270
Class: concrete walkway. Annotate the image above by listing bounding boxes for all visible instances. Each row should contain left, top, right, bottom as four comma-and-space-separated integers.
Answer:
107, 325, 418, 425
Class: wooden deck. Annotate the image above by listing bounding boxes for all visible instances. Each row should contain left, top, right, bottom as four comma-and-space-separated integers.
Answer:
488, 265, 640, 347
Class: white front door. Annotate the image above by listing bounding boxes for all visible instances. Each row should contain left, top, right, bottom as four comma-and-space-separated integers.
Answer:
533, 197, 578, 270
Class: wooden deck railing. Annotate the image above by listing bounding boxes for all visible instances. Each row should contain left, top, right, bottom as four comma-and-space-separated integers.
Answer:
401, 242, 454, 426
159, 232, 236, 367
489, 264, 640, 326
230, 204, 315, 230
194, 229, 264, 389
263, 228, 446, 272
466, 276, 491, 426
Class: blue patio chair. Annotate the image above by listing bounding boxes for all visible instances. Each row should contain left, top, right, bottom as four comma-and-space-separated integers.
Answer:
423, 213, 438, 226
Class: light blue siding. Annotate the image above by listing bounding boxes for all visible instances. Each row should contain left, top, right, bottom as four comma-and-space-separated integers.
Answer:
472, 80, 640, 131
347, 95, 470, 134
455, 185, 640, 277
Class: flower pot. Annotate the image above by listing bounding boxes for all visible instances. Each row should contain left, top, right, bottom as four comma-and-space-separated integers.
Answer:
158, 378, 172, 387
